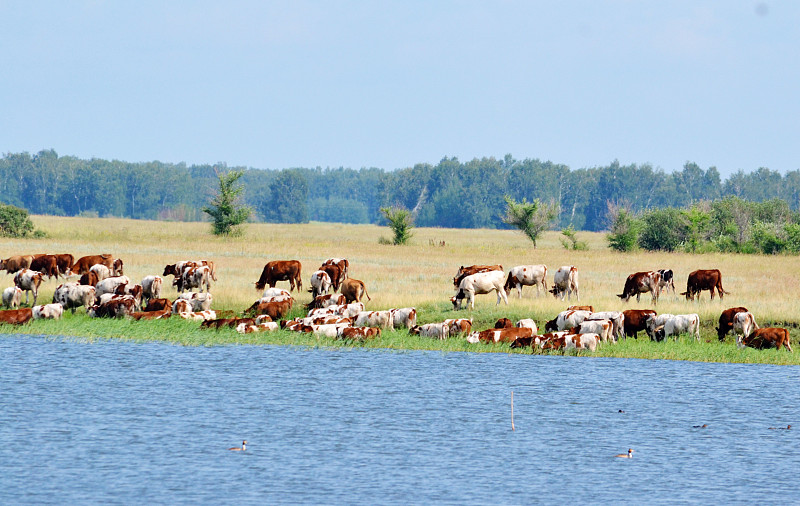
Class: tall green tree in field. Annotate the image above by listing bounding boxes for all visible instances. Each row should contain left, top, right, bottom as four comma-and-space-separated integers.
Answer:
502, 196, 559, 248
380, 206, 414, 245
202, 169, 251, 236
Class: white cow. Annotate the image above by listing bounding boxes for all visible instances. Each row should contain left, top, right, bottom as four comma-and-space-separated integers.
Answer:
565, 333, 600, 352
652, 314, 701, 341
57, 284, 96, 314
390, 307, 417, 329
550, 266, 579, 301
451, 270, 508, 310
355, 310, 394, 329
504, 265, 548, 298
516, 319, 538, 333
411, 323, 450, 340
13, 269, 45, 305
577, 320, 612, 342
141, 275, 163, 305
552, 310, 593, 331
177, 292, 213, 312
95, 276, 131, 297
645, 314, 675, 340
89, 264, 112, 282
585, 311, 625, 341
177, 310, 217, 321
3, 286, 22, 309
733, 312, 759, 346
32, 303, 64, 320
310, 270, 332, 298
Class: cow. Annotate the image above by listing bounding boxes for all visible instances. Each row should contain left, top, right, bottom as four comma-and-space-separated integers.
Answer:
504, 265, 548, 298
95, 276, 131, 297
310, 270, 332, 298
141, 275, 163, 305
321, 258, 349, 284
177, 292, 213, 312
390, 307, 417, 329
740, 327, 792, 352
237, 322, 280, 334
79, 271, 100, 286
622, 309, 657, 339
30, 255, 59, 279
0, 255, 33, 274
254, 260, 302, 292
540, 333, 599, 352
577, 320, 612, 342
114, 283, 143, 310
181, 265, 212, 293
341, 278, 371, 304
649, 314, 700, 341
311, 323, 352, 338
355, 311, 394, 329
494, 318, 514, 329
88, 296, 136, 318
306, 293, 346, 310
172, 299, 192, 314
515, 319, 538, 332
201, 317, 257, 330
89, 264, 112, 282
176, 310, 217, 322
682, 269, 726, 301
32, 303, 64, 320
549, 266, 579, 301
733, 312, 759, 346
409, 323, 450, 340
13, 269, 44, 306
337, 326, 381, 341
451, 270, 508, 310
246, 299, 292, 320
72, 254, 114, 275
545, 310, 593, 332
318, 264, 343, 292
467, 327, 534, 344
568, 305, 594, 312
585, 311, 624, 341
163, 260, 216, 291
453, 264, 503, 288
112, 258, 124, 276
617, 271, 661, 304
2, 287, 22, 309
0, 308, 34, 325
144, 298, 171, 312
716, 307, 749, 342
54, 254, 74, 277
657, 269, 675, 295
263, 287, 292, 299
443, 318, 472, 336
644, 313, 675, 340
56, 284, 96, 314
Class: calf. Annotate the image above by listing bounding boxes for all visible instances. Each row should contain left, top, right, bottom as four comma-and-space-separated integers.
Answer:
355, 311, 394, 329
390, 307, 417, 329
201, 317, 256, 330
741, 327, 793, 352
577, 319, 612, 342
0, 308, 34, 325
2, 286, 22, 309
409, 323, 450, 340
657, 269, 675, 295
32, 303, 64, 320
541, 333, 599, 352
585, 311, 624, 341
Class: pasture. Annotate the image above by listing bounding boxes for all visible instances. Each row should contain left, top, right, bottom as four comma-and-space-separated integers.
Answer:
1, 216, 799, 364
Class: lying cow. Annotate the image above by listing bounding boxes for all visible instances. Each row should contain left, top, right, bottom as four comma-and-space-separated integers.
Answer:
443, 318, 472, 336
355, 310, 394, 329
236, 322, 279, 334
467, 327, 534, 344
409, 323, 450, 340
0, 308, 34, 325
740, 327, 792, 352
32, 303, 64, 320
337, 326, 381, 340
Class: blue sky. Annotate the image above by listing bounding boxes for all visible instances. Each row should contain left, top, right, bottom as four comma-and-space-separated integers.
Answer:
1, 1, 798, 176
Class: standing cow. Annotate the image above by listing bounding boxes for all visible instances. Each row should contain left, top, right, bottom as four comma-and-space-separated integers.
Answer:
682, 269, 726, 301
451, 270, 508, 310
617, 271, 661, 304
254, 260, 303, 292
549, 266, 579, 301
504, 265, 548, 298
13, 269, 45, 306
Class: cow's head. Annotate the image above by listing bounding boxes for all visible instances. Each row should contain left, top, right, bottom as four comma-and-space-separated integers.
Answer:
544, 318, 558, 332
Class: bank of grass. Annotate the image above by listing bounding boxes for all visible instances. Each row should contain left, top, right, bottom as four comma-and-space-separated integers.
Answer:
2, 216, 799, 365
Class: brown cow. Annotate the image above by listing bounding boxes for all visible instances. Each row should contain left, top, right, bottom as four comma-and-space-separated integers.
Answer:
144, 298, 171, 312
716, 307, 749, 342
130, 308, 172, 320
494, 318, 514, 329
341, 278, 371, 304
79, 271, 100, 286
54, 254, 75, 276
681, 269, 726, 301
453, 264, 503, 288
617, 271, 661, 304
0, 255, 34, 274
72, 254, 114, 275
30, 254, 59, 279
321, 258, 349, 284
466, 327, 534, 344
247, 300, 292, 320
254, 260, 302, 291
741, 328, 793, 352
0, 307, 34, 325
338, 326, 381, 340
622, 309, 657, 339
318, 264, 343, 292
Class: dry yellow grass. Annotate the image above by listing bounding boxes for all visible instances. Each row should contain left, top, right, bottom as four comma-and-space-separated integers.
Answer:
1, 215, 797, 328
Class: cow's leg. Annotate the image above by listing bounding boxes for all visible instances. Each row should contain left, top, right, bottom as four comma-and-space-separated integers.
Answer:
500, 288, 508, 305
636, 293, 641, 303
516, 283, 522, 299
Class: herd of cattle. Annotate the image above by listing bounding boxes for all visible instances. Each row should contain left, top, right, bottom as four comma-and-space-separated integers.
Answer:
0, 254, 793, 352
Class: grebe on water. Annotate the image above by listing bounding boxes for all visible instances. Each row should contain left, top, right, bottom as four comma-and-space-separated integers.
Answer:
229, 440, 247, 451
615, 449, 634, 458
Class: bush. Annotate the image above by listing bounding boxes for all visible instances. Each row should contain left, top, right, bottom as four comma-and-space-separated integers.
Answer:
0, 204, 37, 238
606, 207, 640, 252
784, 223, 800, 253
560, 225, 588, 250
638, 208, 686, 251
749, 221, 786, 254
380, 206, 414, 245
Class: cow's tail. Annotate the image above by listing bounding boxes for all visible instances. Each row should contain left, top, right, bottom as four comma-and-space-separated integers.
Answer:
362, 283, 371, 301
209, 262, 217, 282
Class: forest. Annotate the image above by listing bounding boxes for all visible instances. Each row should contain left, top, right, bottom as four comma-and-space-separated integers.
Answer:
1, 149, 799, 232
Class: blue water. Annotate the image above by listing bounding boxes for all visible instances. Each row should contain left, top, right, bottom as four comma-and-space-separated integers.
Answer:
1, 335, 798, 504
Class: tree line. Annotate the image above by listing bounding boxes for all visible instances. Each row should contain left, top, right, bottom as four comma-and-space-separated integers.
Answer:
2, 149, 799, 232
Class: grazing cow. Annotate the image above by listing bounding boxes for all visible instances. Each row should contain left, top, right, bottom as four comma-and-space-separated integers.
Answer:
79, 271, 100, 286
141, 275, 163, 305
549, 266, 579, 301
682, 269, 726, 301
0, 255, 34, 274
32, 303, 64, 320
409, 323, 450, 340
181, 265, 212, 293
443, 318, 472, 336
585, 311, 624, 341
322, 258, 349, 282
54, 254, 74, 277
247, 300, 292, 320
177, 292, 213, 312
30, 255, 59, 279
577, 320, 612, 342
617, 271, 661, 304
310, 270, 332, 298
72, 254, 114, 275
740, 327, 792, 352
0, 308, 34, 325
2, 287, 22, 309
306, 293, 346, 310
90, 264, 112, 282
716, 307, 749, 342
355, 311, 394, 329
466, 327, 534, 344
451, 270, 508, 310
649, 314, 700, 341
733, 312, 759, 346
13, 269, 44, 305
390, 307, 417, 329
57, 284, 96, 314
337, 326, 381, 340
144, 298, 171, 312
318, 264, 343, 292
622, 309, 657, 339
453, 264, 503, 288
237, 322, 279, 334
657, 269, 676, 295
504, 265, 548, 298
644, 314, 675, 340
545, 310, 593, 332
341, 278, 371, 304
112, 258, 124, 276
95, 276, 131, 297
494, 318, 514, 329
254, 260, 303, 292
130, 308, 172, 320
516, 319, 538, 333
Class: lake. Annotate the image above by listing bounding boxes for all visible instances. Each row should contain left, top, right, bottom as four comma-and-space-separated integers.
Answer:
1, 334, 798, 504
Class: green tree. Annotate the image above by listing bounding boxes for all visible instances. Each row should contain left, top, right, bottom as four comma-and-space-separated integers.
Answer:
202, 169, 251, 236
606, 203, 640, 252
559, 225, 588, 250
0, 203, 38, 237
502, 196, 559, 248
638, 207, 687, 251
380, 206, 414, 245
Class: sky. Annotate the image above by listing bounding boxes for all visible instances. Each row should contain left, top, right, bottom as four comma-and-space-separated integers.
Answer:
1, 1, 798, 176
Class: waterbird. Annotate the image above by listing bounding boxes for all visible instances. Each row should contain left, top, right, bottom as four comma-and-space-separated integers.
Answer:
615, 449, 634, 458
693, 424, 708, 429
618, 410, 625, 413
229, 440, 247, 451
768, 425, 791, 430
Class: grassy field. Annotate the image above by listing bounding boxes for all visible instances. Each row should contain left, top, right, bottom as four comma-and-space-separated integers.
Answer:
2, 215, 799, 365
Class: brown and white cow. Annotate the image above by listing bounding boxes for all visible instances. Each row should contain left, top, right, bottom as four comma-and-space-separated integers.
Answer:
322, 258, 349, 282
467, 326, 534, 344
716, 307, 749, 342
341, 278, 370, 304
177, 292, 213, 312
681, 269, 726, 301
254, 260, 303, 292
409, 323, 450, 340
89, 264, 111, 282
236, 321, 279, 334
14, 269, 45, 306
540, 333, 599, 352
504, 265, 548, 298
355, 310, 394, 329
2, 287, 22, 309
181, 265, 212, 293
549, 266, 579, 301
306, 293, 347, 310
617, 271, 661, 304
246, 299, 292, 320
545, 310, 593, 332
95, 276, 131, 297
32, 303, 64, 320
451, 270, 508, 310
310, 270, 332, 298
453, 264, 503, 288
318, 263, 343, 292
57, 284, 96, 314
732, 312, 759, 347
141, 275, 163, 305
657, 269, 676, 295
390, 307, 417, 329
622, 309, 657, 339
741, 327, 792, 352
443, 318, 472, 336
337, 326, 381, 340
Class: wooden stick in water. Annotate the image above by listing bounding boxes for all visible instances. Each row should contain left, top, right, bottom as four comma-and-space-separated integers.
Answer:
511, 390, 515, 431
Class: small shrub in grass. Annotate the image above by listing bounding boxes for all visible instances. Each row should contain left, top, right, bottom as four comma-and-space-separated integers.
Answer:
0, 203, 40, 238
